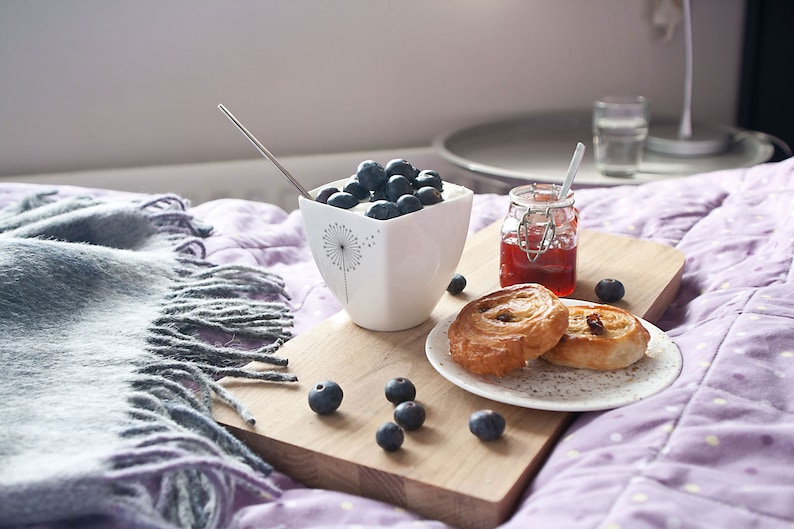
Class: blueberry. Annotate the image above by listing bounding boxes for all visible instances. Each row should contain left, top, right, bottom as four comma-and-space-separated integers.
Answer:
469, 410, 506, 441
384, 377, 417, 404
415, 186, 443, 205
356, 160, 387, 192
418, 169, 441, 179
386, 175, 414, 202
414, 170, 443, 191
447, 273, 467, 295
343, 178, 370, 200
385, 158, 417, 181
396, 194, 423, 215
376, 422, 404, 451
326, 191, 359, 209
308, 380, 343, 415
315, 186, 339, 204
365, 200, 401, 220
595, 278, 625, 302
393, 401, 426, 431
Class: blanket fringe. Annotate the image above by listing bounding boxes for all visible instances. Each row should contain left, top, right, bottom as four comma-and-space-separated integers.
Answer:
111, 395, 281, 529
120, 198, 299, 526
135, 194, 298, 425
143, 262, 298, 424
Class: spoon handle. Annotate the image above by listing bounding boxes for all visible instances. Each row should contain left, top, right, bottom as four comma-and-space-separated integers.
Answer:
217, 104, 312, 199
559, 142, 586, 198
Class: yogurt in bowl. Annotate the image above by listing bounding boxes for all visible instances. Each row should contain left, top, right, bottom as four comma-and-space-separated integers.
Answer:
299, 171, 473, 332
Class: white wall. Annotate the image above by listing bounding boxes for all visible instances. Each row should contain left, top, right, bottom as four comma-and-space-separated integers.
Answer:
0, 0, 747, 178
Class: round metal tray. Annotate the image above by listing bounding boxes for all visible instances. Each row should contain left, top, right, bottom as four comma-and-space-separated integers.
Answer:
434, 111, 774, 188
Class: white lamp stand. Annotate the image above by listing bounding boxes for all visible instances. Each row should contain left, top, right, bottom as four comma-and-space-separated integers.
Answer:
646, 0, 733, 157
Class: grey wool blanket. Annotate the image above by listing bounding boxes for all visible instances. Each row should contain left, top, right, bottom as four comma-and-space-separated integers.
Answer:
0, 192, 296, 528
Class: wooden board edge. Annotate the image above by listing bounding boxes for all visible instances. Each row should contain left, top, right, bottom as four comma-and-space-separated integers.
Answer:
223, 411, 576, 529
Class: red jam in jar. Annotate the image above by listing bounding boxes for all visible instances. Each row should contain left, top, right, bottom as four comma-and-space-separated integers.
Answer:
499, 183, 579, 297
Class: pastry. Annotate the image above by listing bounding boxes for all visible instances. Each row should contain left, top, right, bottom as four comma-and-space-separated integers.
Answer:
448, 283, 569, 377
541, 304, 650, 370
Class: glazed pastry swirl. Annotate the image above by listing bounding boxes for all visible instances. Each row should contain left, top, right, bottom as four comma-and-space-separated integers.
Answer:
541, 304, 651, 370
448, 284, 569, 377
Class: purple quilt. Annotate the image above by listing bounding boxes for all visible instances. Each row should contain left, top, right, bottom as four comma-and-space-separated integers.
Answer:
3, 156, 793, 528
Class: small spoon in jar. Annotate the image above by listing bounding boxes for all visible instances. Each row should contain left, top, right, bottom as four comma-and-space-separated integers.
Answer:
558, 141, 586, 199
217, 103, 312, 199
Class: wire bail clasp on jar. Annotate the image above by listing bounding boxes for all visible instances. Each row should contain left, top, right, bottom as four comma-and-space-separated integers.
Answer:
517, 206, 556, 263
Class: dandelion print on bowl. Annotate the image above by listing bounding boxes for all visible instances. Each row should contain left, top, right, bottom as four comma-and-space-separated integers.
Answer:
322, 221, 377, 304
299, 176, 473, 332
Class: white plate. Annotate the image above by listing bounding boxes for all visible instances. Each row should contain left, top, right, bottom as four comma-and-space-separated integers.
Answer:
425, 300, 682, 412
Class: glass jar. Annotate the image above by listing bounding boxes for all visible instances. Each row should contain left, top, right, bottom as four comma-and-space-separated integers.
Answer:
499, 183, 579, 296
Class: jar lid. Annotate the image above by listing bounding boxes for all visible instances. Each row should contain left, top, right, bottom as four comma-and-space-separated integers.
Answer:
509, 183, 574, 208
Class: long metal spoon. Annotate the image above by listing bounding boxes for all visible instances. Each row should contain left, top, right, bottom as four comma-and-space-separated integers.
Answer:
217, 103, 312, 199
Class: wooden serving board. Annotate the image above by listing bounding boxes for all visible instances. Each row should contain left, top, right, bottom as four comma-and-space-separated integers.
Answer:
214, 223, 685, 529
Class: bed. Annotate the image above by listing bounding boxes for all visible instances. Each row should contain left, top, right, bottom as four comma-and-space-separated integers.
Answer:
1, 155, 793, 529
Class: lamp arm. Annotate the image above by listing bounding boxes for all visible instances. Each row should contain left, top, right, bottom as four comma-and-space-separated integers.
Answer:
678, 0, 693, 139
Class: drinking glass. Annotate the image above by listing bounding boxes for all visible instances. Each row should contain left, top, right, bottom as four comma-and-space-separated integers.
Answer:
592, 96, 650, 177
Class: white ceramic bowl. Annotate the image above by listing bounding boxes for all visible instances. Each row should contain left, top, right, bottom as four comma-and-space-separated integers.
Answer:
299, 178, 474, 331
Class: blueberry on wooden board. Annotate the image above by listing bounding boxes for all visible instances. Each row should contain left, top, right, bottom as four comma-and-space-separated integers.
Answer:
376, 422, 404, 451
384, 377, 417, 404
447, 273, 467, 295
469, 410, 506, 441
308, 381, 343, 415
595, 278, 625, 302
393, 401, 426, 431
